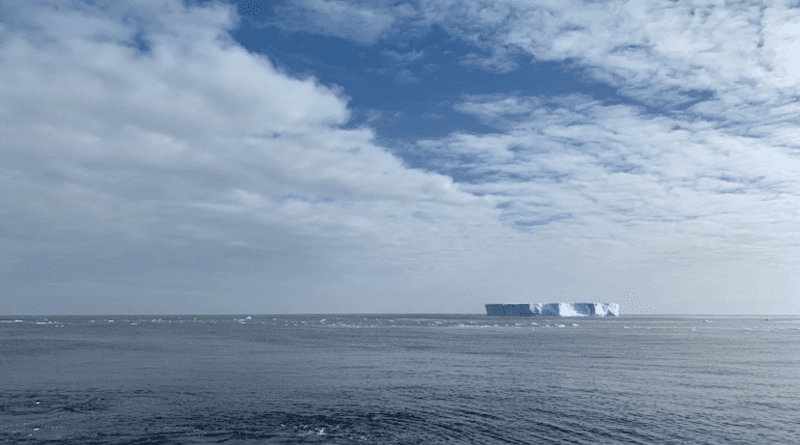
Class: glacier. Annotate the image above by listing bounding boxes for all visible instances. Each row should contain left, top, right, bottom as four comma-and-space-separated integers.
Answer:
485, 303, 619, 317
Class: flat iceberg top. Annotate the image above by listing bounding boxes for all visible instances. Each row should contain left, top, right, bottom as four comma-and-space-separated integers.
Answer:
486, 303, 619, 317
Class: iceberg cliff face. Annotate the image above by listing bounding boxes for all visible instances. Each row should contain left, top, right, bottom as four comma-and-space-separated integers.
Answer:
485, 303, 619, 316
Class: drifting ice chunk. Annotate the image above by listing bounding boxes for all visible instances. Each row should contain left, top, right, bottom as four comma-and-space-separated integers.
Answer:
485, 303, 619, 316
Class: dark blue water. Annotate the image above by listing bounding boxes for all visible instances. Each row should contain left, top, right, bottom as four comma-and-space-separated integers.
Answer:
2, 314, 799, 444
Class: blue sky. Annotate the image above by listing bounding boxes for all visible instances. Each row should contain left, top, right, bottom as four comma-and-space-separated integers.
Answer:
2, 0, 800, 315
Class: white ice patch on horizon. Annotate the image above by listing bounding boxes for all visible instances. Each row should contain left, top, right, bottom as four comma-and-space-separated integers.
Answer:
486, 303, 619, 316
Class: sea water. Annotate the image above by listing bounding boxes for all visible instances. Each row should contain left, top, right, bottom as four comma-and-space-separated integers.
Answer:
1, 314, 799, 444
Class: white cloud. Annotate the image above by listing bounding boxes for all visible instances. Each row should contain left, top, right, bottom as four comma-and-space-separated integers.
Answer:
382, 49, 425, 64
273, 0, 397, 44
1, 0, 519, 314
417, 91, 800, 278
394, 68, 420, 83
4, 0, 800, 315
459, 48, 518, 73
421, 0, 800, 108
395, 0, 800, 312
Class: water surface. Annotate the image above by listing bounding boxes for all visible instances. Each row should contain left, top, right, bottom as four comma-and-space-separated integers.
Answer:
2, 314, 799, 444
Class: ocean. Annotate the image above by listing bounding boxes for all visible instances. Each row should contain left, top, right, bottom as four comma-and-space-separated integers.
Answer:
2, 314, 799, 444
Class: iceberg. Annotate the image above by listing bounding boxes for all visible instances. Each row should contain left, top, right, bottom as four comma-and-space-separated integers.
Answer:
485, 303, 619, 317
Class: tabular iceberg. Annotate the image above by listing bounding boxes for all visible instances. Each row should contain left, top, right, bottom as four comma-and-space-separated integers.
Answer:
485, 303, 619, 317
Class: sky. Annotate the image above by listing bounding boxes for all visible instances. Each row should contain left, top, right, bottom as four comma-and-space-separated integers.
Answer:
2, 0, 800, 315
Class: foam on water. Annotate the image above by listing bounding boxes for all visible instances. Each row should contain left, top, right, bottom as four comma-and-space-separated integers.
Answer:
4, 315, 800, 334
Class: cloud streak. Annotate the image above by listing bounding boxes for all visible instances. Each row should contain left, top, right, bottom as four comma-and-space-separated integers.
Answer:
272, 0, 402, 44
418, 92, 800, 264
